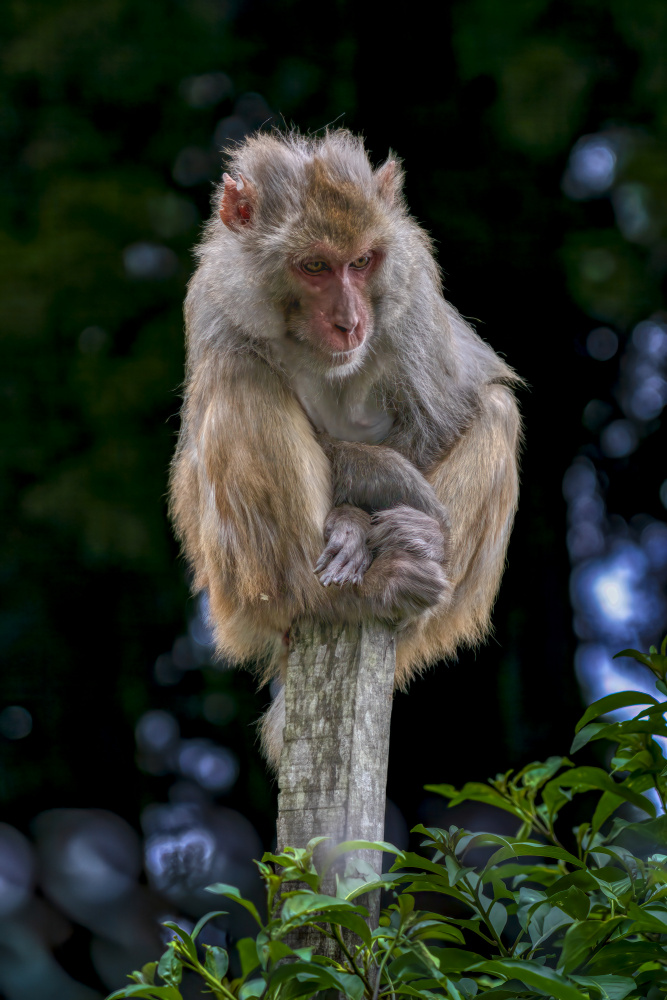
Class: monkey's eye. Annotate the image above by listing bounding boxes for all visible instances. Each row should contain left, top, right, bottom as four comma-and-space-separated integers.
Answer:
302, 260, 330, 275
349, 255, 371, 269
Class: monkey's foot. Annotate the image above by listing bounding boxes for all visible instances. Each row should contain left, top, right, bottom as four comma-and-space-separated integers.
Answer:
365, 549, 452, 620
369, 505, 449, 563
315, 505, 372, 587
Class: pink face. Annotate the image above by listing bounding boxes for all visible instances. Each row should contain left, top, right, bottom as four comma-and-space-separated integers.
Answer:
291, 249, 378, 364
218, 174, 381, 367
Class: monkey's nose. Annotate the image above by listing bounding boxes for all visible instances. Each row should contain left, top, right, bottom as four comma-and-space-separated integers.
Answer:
334, 319, 358, 335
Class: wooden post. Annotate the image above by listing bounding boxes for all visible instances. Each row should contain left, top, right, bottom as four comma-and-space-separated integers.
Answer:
276, 620, 396, 943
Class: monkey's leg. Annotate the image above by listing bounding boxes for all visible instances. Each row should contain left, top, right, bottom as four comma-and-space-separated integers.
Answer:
394, 383, 521, 685
360, 547, 452, 621
368, 505, 450, 563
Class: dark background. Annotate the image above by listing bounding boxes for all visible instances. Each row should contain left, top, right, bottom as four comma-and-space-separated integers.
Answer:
2, 0, 667, 996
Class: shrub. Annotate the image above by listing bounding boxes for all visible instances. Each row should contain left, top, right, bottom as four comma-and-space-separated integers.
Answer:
109, 641, 667, 999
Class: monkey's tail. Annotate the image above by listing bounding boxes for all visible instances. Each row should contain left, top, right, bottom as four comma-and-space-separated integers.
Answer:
259, 685, 285, 770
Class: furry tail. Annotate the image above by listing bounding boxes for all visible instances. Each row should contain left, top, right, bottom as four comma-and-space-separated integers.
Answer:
259, 685, 285, 770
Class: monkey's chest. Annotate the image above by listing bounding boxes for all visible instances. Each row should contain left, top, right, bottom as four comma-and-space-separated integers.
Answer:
291, 379, 395, 445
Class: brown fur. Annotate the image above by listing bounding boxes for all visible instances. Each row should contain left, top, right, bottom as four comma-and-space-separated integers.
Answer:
169, 129, 522, 765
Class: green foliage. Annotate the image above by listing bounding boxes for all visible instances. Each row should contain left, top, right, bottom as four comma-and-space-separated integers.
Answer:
107, 642, 667, 999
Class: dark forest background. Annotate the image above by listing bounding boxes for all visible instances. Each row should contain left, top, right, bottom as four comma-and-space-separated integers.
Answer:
2, 1, 667, 996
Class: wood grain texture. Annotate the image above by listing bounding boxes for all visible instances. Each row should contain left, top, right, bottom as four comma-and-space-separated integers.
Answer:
277, 619, 396, 945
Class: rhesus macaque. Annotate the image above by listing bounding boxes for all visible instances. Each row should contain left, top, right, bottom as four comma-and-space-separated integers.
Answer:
170, 130, 521, 765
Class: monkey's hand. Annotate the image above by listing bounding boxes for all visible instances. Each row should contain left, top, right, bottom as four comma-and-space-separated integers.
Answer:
368, 505, 450, 564
315, 505, 372, 587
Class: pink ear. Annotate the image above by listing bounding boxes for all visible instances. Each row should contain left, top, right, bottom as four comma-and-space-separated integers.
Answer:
375, 159, 403, 206
220, 172, 256, 230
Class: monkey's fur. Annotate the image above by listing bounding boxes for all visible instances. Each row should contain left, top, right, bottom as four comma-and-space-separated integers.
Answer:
169, 130, 521, 765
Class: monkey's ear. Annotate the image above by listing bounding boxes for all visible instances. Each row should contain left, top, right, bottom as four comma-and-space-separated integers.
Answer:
375, 158, 404, 206
220, 172, 257, 230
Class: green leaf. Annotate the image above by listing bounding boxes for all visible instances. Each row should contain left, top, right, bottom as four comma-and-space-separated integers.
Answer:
484, 840, 585, 871
613, 649, 654, 668
615, 815, 667, 848
426, 947, 484, 973
106, 988, 183, 1000
488, 901, 508, 937
570, 723, 612, 754
585, 939, 667, 975
390, 988, 444, 999
559, 918, 625, 975
393, 850, 450, 876
129, 963, 157, 986
388, 950, 437, 980
321, 838, 404, 872
239, 977, 266, 999
574, 691, 659, 733
204, 946, 229, 981
543, 767, 655, 817
190, 911, 227, 942
425, 783, 523, 819
398, 878, 470, 905
236, 937, 259, 978
410, 919, 466, 944
569, 975, 635, 1000
269, 960, 364, 999
545, 870, 598, 895
343, 872, 406, 900
281, 892, 363, 922
162, 924, 196, 964
473, 959, 588, 1000
205, 883, 263, 925
325, 909, 372, 947
473, 982, 532, 999
627, 901, 667, 933
590, 792, 625, 835
516, 756, 573, 788
264, 940, 295, 964
550, 886, 590, 921
157, 947, 182, 987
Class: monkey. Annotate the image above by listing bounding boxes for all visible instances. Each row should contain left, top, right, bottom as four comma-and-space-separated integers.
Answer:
169, 129, 521, 766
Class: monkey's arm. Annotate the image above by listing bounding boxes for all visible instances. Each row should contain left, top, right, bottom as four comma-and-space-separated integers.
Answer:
169, 354, 332, 663
318, 434, 447, 523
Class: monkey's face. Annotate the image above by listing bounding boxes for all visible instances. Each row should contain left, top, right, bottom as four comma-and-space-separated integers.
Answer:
284, 246, 380, 370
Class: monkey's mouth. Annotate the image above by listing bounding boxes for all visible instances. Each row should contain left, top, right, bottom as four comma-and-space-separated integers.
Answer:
330, 347, 362, 366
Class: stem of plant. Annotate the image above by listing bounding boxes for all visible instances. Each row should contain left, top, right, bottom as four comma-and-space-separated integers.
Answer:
333, 926, 372, 993
372, 918, 405, 1000
462, 876, 508, 957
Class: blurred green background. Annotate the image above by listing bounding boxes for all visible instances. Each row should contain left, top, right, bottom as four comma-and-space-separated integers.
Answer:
2, 0, 667, 996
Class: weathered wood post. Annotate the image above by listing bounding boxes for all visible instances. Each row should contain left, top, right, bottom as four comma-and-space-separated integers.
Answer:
276, 619, 396, 947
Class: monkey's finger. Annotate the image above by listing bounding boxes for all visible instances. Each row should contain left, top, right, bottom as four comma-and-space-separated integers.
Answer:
318, 551, 353, 585
319, 540, 366, 584
314, 551, 333, 572
314, 539, 345, 572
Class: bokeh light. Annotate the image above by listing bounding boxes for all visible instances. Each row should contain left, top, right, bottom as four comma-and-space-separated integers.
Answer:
3, 3, 667, 994
0, 706, 33, 740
